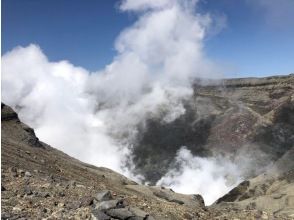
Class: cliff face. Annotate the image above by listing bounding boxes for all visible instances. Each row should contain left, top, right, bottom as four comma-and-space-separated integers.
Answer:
1, 74, 294, 219
132, 75, 294, 183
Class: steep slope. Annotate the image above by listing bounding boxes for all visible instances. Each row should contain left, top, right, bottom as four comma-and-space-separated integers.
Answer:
3, 104, 293, 219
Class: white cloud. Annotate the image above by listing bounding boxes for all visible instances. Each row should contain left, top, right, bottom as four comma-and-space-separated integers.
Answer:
120, 0, 175, 11
116, 0, 219, 87
2, 45, 128, 174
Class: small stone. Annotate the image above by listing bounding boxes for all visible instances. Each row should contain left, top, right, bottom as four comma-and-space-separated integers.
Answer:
24, 186, 33, 195
9, 167, 17, 173
13, 206, 22, 212
25, 171, 32, 177
42, 208, 51, 214
261, 211, 268, 220
66, 180, 76, 189
59, 191, 65, 197
58, 203, 65, 208
76, 184, 86, 188
18, 170, 25, 177
41, 192, 51, 198
272, 193, 284, 199
1, 185, 6, 191
42, 183, 51, 188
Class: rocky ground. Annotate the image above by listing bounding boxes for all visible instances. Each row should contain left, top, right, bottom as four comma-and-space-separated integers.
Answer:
1, 74, 294, 219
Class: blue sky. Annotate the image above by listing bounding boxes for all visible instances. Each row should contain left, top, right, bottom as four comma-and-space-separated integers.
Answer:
2, 0, 294, 77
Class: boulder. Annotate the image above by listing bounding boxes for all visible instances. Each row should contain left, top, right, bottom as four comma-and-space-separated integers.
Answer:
95, 199, 125, 210
106, 208, 134, 219
91, 210, 110, 220
129, 207, 148, 218
95, 190, 113, 202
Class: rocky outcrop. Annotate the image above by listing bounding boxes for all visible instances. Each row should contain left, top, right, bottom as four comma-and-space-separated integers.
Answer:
213, 170, 294, 218
91, 190, 155, 219
1, 103, 43, 148
213, 144, 294, 218
1, 103, 18, 121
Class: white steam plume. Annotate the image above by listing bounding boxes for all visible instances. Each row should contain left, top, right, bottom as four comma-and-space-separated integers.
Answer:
157, 147, 241, 205
2, 0, 233, 203
1, 45, 132, 176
